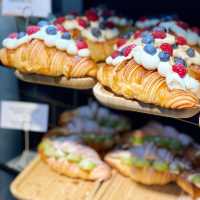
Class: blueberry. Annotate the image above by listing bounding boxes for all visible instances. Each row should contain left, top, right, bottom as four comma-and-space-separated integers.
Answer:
174, 57, 186, 66
153, 26, 166, 32
159, 51, 170, 62
142, 34, 154, 44
123, 31, 133, 39
61, 32, 71, 40
141, 31, 150, 37
186, 48, 195, 57
17, 32, 26, 39
46, 26, 57, 35
91, 28, 102, 38
144, 44, 157, 55
172, 43, 178, 49
37, 20, 49, 27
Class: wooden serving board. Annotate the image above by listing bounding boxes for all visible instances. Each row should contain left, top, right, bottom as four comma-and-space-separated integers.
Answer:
10, 156, 193, 200
93, 83, 200, 119
15, 71, 96, 89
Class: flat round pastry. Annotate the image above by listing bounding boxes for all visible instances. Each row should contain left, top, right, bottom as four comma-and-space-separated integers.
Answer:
0, 23, 99, 88
15, 71, 96, 89
93, 83, 200, 118
38, 136, 111, 181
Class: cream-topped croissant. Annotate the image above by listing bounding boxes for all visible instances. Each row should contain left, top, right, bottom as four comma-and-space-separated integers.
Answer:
0, 24, 97, 79
97, 29, 200, 109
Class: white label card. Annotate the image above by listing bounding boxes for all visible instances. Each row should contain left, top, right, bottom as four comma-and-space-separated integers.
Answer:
0, 101, 49, 132
2, 0, 52, 18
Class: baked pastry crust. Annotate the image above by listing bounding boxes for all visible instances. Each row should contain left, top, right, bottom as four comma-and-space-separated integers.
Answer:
97, 60, 199, 109
0, 39, 97, 78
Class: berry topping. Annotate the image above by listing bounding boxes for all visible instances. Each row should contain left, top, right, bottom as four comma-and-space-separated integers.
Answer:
186, 48, 195, 57
176, 36, 187, 45
160, 43, 173, 56
54, 17, 65, 25
174, 57, 186, 66
158, 51, 170, 62
26, 25, 40, 35
142, 34, 154, 44
85, 10, 99, 21
77, 18, 88, 28
152, 31, 166, 39
56, 24, 65, 32
111, 50, 120, 58
139, 16, 148, 22
176, 21, 189, 30
134, 30, 143, 39
46, 26, 57, 35
91, 27, 102, 38
8, 32, 17, 39
172, 64, 187, 78
61, 32, 71, 40
106, 21, 115, 29
77, 40, 88, 49
144, 44, 157, 55
17, 32, 26, 39
117, 38, 127, 47
37, 20, 49, 27
122, 44, 136, 57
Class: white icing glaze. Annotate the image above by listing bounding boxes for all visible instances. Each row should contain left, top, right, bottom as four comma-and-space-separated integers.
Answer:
2, 25, 90, 57
166, 73, 186, 90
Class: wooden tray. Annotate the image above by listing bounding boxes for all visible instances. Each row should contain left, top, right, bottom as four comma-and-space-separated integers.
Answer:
15, 71, 96, 89
10, 156, 192, 200
93, 83, 200, 119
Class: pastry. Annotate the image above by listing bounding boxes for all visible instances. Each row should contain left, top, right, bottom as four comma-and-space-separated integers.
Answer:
38, 136, 111, 181
177, 171, 200, 198
56, 9, 119, 62
97, 29, 200, 109
105, 143, 191, 185
58, 102, 130, 151
0, 23, 97, 79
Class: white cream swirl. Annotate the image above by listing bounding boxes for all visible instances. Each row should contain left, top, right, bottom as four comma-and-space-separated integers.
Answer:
2, 25, 90, 57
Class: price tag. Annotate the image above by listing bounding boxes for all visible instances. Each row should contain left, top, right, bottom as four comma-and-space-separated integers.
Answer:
0, 101, 49, 132
2, 0, 51, 18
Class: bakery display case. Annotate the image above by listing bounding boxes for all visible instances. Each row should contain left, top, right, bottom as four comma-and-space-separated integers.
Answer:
0, 0, 200, 199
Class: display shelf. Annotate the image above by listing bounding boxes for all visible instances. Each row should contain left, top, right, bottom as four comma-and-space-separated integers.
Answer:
93, 83, 200, 119
10, 156, 193, 200
15, 71, 96, 90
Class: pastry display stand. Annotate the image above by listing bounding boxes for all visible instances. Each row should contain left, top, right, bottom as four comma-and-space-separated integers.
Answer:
15, 71, 96, 90
93, 83, 200, 119
10, 156, 192, 200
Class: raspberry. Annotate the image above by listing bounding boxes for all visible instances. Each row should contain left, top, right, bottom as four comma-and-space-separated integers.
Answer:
77, 18, 88, 28
111, 50, 120, 58
160, 43, 173, 56
85, 10, 99, 21
56, 24, 65, 32
176, 36, 187, 45
134, 30, 142, 39
139, 16, 148, 22
122, 44, 136, 57
54, 17, 65, 25
8, 32, 18, 39
172, 63, 187, 78
77, 40, 88, 49
106, 21, 115, 29
152, 31, 166, 39
117, 38, 127, 47
176, 21, 189, 30
26, 26, 40, 35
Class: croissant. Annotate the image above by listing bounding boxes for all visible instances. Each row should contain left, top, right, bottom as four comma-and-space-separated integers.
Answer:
0, 39, 97, 78
38, 136, 111, 181
97, 60, 199, 109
